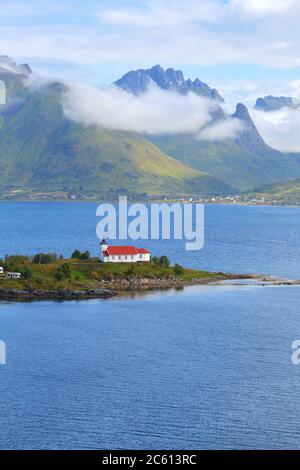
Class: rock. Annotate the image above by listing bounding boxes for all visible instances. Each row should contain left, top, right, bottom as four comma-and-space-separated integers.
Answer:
114, 65, 224, 101
255, 95, 300, 112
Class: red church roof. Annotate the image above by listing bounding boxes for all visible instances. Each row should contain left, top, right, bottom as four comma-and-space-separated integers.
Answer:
103, 246, 150, 256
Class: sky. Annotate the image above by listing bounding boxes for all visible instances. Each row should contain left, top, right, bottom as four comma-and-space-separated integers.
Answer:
2, 0, 300, 150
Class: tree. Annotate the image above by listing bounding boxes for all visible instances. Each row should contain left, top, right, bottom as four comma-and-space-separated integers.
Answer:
173, 263, 184, 275
33, 253, 57, 264
71, 250, 90, 260
79, 251, 90, 260
22, 267, 33, 280
55, 263, 71, 280
158, 256, 170, 267
71, 250, 81, 259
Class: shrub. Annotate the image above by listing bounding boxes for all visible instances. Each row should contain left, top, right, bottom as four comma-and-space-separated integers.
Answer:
173, 263, 184, 275
152, 256, 170, 267
71, 250, 81, 259
158, 256, 170, 267
79, 251, 90, 260
21, 267, 33, 280
5, 255, 29, 264
55, 263, 71, 280
54, 271, 64, 281
71, 250, 90, 260
126, 265, 136, 277
33, 253, 57, 264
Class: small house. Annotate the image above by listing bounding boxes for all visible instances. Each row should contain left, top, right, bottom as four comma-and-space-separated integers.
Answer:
100, 240, 150, 263
6, 272, 22, 280
0, 267, 4, 276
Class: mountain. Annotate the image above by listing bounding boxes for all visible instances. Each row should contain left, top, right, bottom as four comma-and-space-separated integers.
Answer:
1, 57, 300, 199
247, 178, 300, 205
148, 103, 300, 191
255, 95, 300, 112
114, 64, 224, 102
0, 61, 233, 198
0, 55, 32, 76
115, 66, 300, 191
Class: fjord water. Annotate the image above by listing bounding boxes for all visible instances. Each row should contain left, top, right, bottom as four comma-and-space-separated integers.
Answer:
1, 202, 300, 449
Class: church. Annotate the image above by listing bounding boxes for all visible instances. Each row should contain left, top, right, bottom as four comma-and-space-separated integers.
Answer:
100, 240, 151, 263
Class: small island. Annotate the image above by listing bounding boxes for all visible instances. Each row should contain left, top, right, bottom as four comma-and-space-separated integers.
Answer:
0, 250, 261, 302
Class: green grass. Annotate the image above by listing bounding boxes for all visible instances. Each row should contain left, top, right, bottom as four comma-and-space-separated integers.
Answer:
0, 256, 215, 292
247, 178, 300, 204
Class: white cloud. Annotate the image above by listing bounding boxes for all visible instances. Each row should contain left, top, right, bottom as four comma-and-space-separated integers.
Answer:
229, 0, 297, 16
198, 118, 244, 141
63, 83, 242, 140
63, 84, 213, 134
0, 0, 300, 81
251, 107, 300, 152
100, 0, 221, 27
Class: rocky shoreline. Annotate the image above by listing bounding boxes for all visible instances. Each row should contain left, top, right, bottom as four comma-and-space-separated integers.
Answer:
0, 273, 270, 302
0, 287, 117, 302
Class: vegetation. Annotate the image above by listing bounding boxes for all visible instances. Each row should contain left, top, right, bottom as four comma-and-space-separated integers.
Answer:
2, 63, 300, 200
173, 263, 184, 275
33, 253, 58, 264
71, 250, 90, 260
0, 75, 231, 199
247, 178, 300, 205
0, 251, 216, 292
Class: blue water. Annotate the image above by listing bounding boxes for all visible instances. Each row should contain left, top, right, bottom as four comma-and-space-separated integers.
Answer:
1, 202, 300, 449
1, 202, 300, 278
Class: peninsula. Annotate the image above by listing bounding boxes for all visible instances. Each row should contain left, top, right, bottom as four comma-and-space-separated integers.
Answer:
0, 251, 258, 302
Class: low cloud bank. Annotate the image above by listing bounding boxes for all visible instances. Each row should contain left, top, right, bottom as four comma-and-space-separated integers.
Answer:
198, 118, 244, 141
252, 107, 300, 153
63, 84, 242, 140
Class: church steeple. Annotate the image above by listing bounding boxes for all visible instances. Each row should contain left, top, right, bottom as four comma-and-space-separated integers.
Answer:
100, 239, 108, 252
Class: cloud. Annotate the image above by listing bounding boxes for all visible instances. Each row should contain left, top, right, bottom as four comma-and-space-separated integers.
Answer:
198, 118, 244, 141
1, 0, 300, 87
63, 83, 242, 140
100, 1, 221, 27
229, 0, 297, 16
251, 107, 300, 152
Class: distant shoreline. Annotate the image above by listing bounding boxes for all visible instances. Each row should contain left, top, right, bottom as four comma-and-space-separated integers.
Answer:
0, 273, 286, 302
1, 199, 300, 208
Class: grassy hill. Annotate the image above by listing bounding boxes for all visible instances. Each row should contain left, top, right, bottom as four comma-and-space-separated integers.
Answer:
0, 76, 233, 198
2, 62, 300, 198
148, 130, 300, 192
247, 178, 300, 204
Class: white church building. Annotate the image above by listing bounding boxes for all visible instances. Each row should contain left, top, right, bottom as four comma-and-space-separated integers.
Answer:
100, 240, 151, 263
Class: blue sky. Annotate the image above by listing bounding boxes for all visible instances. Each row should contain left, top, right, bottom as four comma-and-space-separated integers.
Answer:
1, 0, 300, 103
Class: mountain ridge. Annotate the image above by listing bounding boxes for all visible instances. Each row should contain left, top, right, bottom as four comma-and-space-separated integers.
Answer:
114, 64, 224, 102
1, 57, 300, 198
0, 67, 233, 198
255, 95, 300, 112
114, 65, 300, 191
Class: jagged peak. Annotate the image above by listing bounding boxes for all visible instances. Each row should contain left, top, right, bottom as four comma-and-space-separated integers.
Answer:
234, 103, 251, 121
255, 95, 300, 112
114, 65, 224, 102
0, 54, 32, 75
